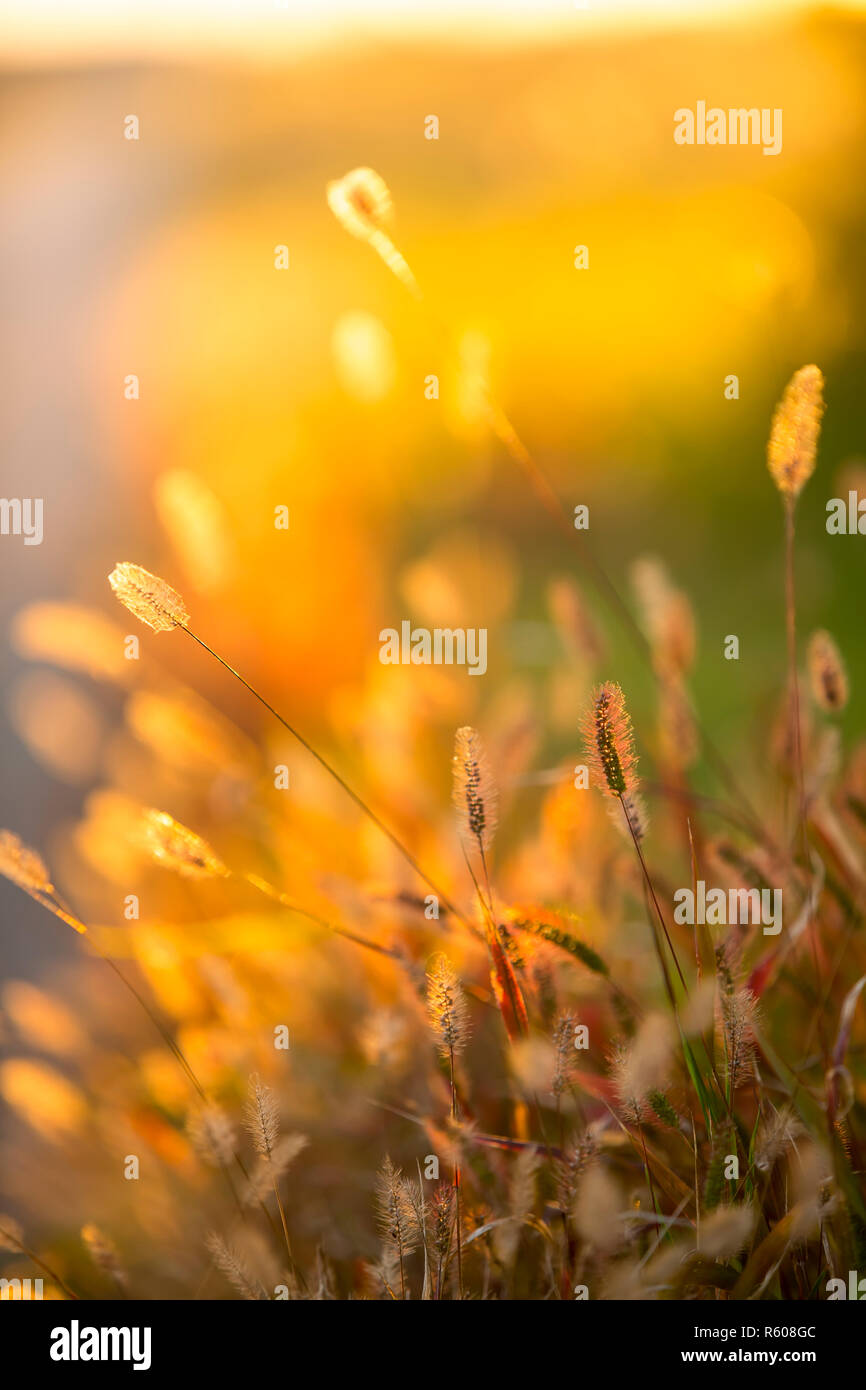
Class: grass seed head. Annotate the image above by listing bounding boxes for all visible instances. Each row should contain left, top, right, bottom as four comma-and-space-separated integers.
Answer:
137, 808, 229, 879
583, 682, 637, 798
187, 1103, 237, 1169
243, 1073, 280, 1159
0, 830, 53, 896
767, 364, 825, 502
426, 954, 471, 1058
808, 629, 849, 713
108, 562, 189, 633
0, 1213, 25, 1251
582, 683, 647, 837
452, 725, 498, 852
81, 1224, 128, 1289
375, 1155, 419, 1259
327, 167, 392, 242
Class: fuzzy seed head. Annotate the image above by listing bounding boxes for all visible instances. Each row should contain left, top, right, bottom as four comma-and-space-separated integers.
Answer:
767, 365, 824, 502
808, 629, 848, 713
574, 1164, 622, 1254
0, 1213, 25, 1251
631, 556, 696, 677
187, 1103, 237, 1168
452, 726, 498, 852
205, 1231, 267, 1301
613, 1013, 675, 1121
243, 1133, 308, 1207
374, 1155, 419, 1259
431, 1184, 454, 1261
426, 955, 471, 1058
0, 830, 53, 896
137, 808, 229, 879
81, 1224, 127, 1288
108, 562, 189, 633
327, 167, 392, 242
697, 1203, 756, 1259
243, 1074, 280, 1159
582, 683, 638, 799
582, 683, 646, 838
552, 1011, 577, 1099
718, 984, 758, 1093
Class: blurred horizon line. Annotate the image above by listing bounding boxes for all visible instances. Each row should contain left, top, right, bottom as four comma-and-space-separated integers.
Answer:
2, 0, 866, 69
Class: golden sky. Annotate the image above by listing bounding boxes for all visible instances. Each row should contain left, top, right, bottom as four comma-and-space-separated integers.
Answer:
3, 0, 865, 65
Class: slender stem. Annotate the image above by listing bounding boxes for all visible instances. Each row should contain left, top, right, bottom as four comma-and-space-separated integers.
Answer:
31, 888, 258, 1230
181, 626, 471, 932
99, 952, 206, 1102
242, 872, 403, 960
0, 1229, 80, 1302
785, 504, 827, 1058
620, 798, 687, 1001
638, 1120, 661, 1227
450, 1045, 463, 1300
785, 503, 808, 855
270, 1170, 297, 1282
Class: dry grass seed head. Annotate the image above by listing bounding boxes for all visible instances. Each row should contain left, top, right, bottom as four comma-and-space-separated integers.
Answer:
452, 726, 498, 852
205, 1231, 268, 1301
697, 1204, 756, 1259
137, 808, 229, 879
574, 1163, 622, 1254
767, 364, 824, 502
326, 167, 392, 242
108, 562, 189, 633
81, 1224, 128, 1288
187, 1103, 237, 1169
426, 954, 471, 1058
375, 1155, 419, 1258
0, 830, 53, 896
581, 683, 647, 839
613, 1012, 675, 1120
0, 1213, 25, 1251
808, 629, 849, 713
243, 1074, 280, 1160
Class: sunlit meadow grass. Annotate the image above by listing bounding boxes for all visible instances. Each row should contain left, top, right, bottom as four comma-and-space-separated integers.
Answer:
0, 177, 864, 1300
